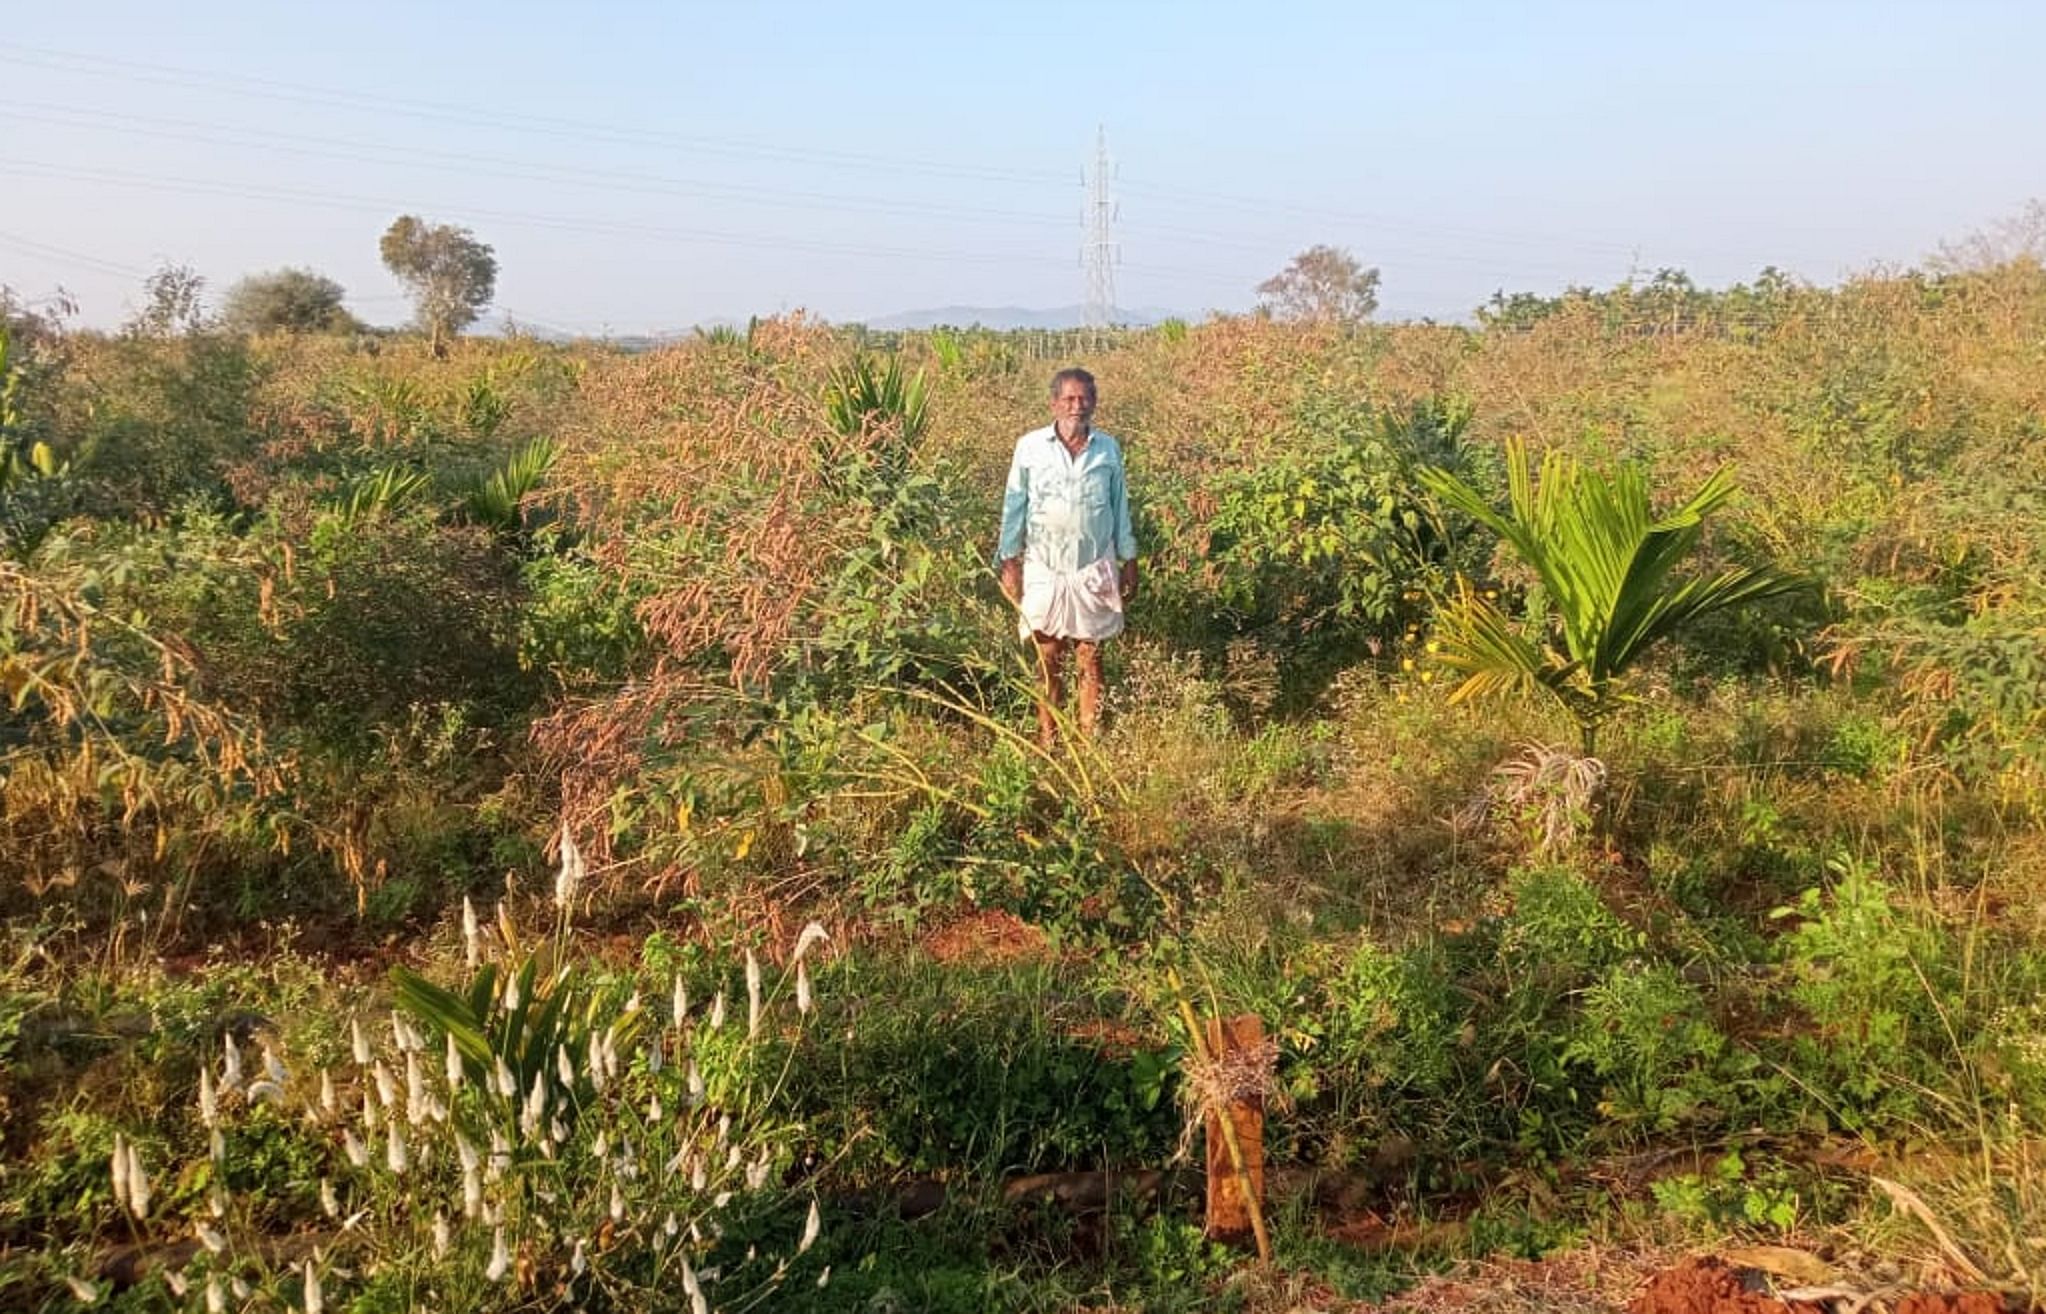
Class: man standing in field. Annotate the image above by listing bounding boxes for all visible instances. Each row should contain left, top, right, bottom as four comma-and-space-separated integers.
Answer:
996, 367, 1139, 747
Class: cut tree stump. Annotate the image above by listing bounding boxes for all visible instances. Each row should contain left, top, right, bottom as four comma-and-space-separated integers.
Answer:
1203, 1013, 1266, 1244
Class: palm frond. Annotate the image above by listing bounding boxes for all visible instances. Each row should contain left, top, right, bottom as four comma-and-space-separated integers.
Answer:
1432, 583, 1585, 713
1420, 436, 1807, 752
328, 465, 431, 525
464, 436, 558, 535
822, 353, 929, 447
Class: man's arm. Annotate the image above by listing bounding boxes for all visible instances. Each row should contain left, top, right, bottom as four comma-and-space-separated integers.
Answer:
996, 445, 1030, 603
1113, 457, 1138, 601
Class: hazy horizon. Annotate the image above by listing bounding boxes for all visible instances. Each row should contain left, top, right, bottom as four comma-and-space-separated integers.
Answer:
5, 1, 2043, 333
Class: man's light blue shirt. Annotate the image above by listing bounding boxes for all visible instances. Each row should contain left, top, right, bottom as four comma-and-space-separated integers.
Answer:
996, 425, 1138, 572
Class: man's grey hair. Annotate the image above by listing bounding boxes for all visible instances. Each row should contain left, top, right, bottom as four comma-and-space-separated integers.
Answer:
1049, 367, 1097, 400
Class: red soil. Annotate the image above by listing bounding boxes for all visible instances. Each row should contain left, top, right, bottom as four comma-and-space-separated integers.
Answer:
1625, 1259, 2016, 1314
1628, 1258, 1828, 1314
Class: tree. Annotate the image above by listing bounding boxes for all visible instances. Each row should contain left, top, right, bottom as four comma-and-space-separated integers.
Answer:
378, 216, 498, 357
1418, 439, 1804, 757
1256, 244, 1381, 325
126, 263, 208, 338
1929, 198, 2046, 273
220, 268, 361, 335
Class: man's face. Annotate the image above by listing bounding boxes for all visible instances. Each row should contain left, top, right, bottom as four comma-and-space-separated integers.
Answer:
1052, 380, 1096, 436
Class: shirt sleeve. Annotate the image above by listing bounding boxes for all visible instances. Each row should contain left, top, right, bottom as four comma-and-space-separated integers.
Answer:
1113, 455, 1138, 561
996, 444, 1029, 563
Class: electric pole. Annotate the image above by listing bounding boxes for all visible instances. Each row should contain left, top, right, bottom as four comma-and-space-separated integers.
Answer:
1082, 126, 1119, 331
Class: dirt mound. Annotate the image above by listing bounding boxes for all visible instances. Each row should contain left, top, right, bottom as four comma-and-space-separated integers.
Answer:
1629, 1258, 1827, 1314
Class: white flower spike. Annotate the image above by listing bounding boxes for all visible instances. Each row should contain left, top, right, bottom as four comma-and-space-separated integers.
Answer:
110, 1133, 130, 1213
792, 920, 829, 963
746, 948, 762, 1038
485, 1228, 509, 1283
125, 1142, 150, 1219
555, 820, 585, 911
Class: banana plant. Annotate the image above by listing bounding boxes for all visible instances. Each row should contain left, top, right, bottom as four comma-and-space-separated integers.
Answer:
1418, 438, 1805, 756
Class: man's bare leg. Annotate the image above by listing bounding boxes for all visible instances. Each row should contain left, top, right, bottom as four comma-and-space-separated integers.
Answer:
1074, 641, 1104, 738
1032, 632, 1070, 749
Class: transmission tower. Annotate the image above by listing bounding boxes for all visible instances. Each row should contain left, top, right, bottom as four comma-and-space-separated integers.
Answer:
1081, 126, 1119, 331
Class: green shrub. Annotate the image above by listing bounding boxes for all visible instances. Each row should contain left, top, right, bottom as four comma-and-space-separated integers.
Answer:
1167, 394, 1474, 696
1566, 962, 1748, 1137
1320, 937, 1462, 1095
1774, 856, 1959, 1128
1499, 867, 1640, 981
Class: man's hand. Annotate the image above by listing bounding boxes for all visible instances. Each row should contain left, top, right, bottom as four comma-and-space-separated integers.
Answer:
1000, 557, 1023, 604
1119, 559, 1138, 603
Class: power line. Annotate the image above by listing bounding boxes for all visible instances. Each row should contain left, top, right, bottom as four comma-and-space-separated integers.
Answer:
1120, 177, 1796, 273
0, 42, 1071, 188
0, 100, 1078, 233
6, 100, 1596, 279
0, 157, 1301, 297
0, 165, 1275, 311
9, 99, 1556, 277
0, 106, 1694, 290
1119, 177, 1643, 258
0, 157, 1085, 270
0, 227, 152, 280
0, 41, 1788, 274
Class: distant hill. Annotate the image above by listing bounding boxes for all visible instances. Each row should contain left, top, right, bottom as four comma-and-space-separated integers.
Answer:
863, 304, 1176, 331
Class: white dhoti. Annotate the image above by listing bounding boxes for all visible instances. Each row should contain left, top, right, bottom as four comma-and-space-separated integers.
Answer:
1018, 556, 1124, 641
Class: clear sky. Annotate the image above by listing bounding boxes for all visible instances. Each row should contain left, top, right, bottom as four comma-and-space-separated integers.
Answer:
3, 2, 2041, 333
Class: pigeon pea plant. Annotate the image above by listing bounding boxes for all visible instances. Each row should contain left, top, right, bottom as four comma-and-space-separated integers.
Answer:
75, 829, 834, 1313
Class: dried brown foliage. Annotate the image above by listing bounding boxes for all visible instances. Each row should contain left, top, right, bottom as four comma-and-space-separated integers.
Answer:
0, 556, 287, 909
531, 315, 908, 875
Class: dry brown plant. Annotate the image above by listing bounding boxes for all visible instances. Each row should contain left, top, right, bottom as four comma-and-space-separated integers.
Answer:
529, 319, 913, 880
0, 557, 287, 916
